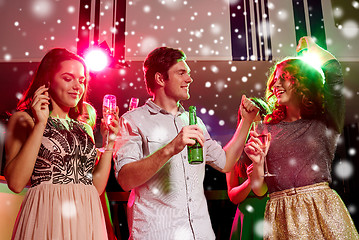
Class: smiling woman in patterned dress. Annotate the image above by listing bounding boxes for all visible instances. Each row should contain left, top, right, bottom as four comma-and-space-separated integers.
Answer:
4, 48, 119, 240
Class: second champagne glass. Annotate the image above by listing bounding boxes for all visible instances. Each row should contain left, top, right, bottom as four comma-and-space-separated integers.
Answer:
257, 134, 276, 177
128, 97, 139, 111
99, 94, 117, 152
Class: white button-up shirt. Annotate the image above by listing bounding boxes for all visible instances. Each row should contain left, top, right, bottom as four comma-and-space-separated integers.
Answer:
114, 100, 226, 240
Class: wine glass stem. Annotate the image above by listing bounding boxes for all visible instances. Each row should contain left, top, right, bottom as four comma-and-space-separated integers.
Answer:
105, 132, 109, 149
264, 157, 268, 174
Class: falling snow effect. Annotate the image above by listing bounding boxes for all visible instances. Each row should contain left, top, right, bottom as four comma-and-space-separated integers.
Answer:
348, 204, 357, 215
334, 160, 354, 179
174, 227, 192, 240
31, 0, 54, 19
62, 200, 77, 218
151, 187, 159, 195
288, 158, 297, 167
245, 204, 254, 213
262, 219, 273, 238
254, 219, 265, 237
341, 20, 359, 38
311, 164, 320, 172
0, 0, 359, 237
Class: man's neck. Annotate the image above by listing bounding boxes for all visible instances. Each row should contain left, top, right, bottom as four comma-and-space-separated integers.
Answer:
152, 96, 180, 115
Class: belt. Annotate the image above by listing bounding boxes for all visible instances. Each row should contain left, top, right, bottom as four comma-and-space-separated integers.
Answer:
269, 182, 329, 199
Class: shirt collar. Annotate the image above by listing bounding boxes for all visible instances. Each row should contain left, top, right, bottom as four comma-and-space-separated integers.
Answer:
145, 99, 185, 116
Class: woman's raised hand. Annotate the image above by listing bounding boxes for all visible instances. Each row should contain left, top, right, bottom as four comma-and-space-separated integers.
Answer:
297, 36, 336, 63
31, 85, 50, 124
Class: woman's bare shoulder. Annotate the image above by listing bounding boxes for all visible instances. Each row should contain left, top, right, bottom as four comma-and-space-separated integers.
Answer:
8, 111, 34, 129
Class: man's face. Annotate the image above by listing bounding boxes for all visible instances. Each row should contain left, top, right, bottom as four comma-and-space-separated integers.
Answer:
163, 60, 193, 102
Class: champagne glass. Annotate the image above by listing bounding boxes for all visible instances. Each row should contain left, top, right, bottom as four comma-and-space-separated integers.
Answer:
128, 97, 139, 111
98, 94, 116, 152
257, 134, 276, 177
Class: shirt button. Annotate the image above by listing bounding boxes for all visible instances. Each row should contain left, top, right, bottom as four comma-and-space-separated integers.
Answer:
184, 155, 187, 159
187, 177, 189, 180
189, 198, 192, 202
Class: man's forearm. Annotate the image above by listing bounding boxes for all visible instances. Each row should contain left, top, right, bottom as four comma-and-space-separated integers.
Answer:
117, 141, 175, 191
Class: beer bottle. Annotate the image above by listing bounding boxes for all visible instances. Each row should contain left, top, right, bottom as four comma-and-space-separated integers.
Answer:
187, 106, 203, 164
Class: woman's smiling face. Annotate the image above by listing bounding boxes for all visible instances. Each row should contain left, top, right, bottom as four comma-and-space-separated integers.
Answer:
272, 67, 298, 107
49, 60, 86, 112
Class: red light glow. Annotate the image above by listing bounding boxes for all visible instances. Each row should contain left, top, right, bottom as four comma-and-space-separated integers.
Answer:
84, 48, 109, 72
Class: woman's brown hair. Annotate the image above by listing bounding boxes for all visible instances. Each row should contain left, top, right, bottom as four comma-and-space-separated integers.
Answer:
17, 48, 89, 119
264, 58, 325, 124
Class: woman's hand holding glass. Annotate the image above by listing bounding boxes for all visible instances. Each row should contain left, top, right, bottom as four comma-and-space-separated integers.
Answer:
100, 107, 119, 151
244, 131, 274, 177
244, 131, 268, 162
99, 95, 120, 152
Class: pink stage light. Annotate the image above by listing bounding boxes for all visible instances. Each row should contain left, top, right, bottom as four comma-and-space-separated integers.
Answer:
84, 48, 109, 72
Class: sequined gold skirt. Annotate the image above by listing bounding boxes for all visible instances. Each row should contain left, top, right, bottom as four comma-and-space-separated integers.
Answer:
264, 182, 358, 240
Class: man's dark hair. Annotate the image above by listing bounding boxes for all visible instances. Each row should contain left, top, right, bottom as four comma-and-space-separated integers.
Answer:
143, 47, 186, 95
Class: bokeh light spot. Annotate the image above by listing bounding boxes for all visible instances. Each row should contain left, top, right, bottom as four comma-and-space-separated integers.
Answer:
311, 164, 319, 172
68, 6, 75, 13
140, 37, 159, 54
341, 20, 359, 38
348, 204, 357, 215
245, 204, 254, 213
254, 219, 265, 238
31, 0, 54, 19
334, 160, 354, 179
174, 227, 192, 240
143, 5, 151, 13
333, 7, 343, 18
62, 200, 77, 218
211, 65, 219, 73
348, 148, 356, 156
152, 187, 159, 195
352, 1, 359, 9
4, 54, 12, 61
84, 49, 109, 72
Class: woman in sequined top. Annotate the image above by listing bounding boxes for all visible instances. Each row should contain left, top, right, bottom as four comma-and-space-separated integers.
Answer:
4, 48, 119, 239
244, 37, 358, 239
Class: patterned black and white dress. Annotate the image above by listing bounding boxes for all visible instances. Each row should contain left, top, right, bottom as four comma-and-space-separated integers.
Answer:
12, 116, 108, 240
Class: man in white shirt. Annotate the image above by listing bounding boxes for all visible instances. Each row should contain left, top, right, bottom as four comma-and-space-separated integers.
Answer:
114, 47, 258, 240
